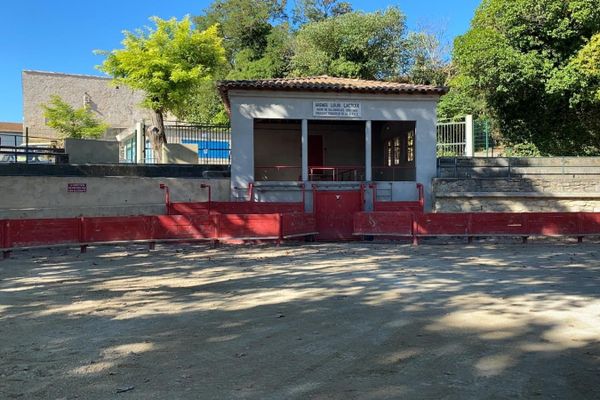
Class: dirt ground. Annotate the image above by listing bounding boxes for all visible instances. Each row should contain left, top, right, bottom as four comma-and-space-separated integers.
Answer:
1, 240, 600, 400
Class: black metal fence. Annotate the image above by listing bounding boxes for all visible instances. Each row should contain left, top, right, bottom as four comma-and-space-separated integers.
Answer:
0, 133, 68, 164
165, 122, 231, 165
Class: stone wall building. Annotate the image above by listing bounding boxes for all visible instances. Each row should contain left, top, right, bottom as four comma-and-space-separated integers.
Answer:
22, 70, 152, 139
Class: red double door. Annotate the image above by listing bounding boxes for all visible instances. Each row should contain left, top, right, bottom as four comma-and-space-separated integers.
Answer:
314, 190, 363, 241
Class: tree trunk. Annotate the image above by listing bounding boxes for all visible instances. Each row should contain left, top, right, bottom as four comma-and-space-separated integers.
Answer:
148, 109, 167, 163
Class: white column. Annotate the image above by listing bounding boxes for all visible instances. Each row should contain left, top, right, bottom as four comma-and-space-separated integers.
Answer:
135, 122, 145, 164
365, 120, 372, 181
465, 114, 474, 157
301, 119, 308, 182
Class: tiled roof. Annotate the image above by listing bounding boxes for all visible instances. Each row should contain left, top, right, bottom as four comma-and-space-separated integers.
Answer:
218, 76, 448, 112
0, 122, 23, 133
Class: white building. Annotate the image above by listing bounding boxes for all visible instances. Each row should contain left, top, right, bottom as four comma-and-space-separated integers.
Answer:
219, 76, 446, 214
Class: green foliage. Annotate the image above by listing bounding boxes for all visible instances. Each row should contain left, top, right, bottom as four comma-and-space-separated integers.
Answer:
404, 31, 451, 86
504, 142, 542, 157
97, 16, 226, 118
292, 0, 353, 24
194, 0, 287, 67
453, 0, 600, 155
42, 95, 108, 139
291, 7, 407, 79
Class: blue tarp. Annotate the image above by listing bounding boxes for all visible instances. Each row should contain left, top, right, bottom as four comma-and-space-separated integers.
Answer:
182, 139, 230, 159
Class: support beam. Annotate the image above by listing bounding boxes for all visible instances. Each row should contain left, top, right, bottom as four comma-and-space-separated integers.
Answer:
365, 120, 372, 181
301, 119, 308, 182
465, 115, 474, 157
135, 121, 145, 164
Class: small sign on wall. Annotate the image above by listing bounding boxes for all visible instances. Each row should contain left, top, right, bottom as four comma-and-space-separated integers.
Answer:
67, 183, 87, 193
313, 101, 361, 118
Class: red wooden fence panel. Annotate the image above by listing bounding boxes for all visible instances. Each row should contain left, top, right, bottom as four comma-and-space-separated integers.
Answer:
281, 213, 317, 238
578, 213, 600, 235
525, 213, 580, 236
217, 213, 281, 239
82, 216, 153, 243
153, 214, 216, 240
6, 218, 80, 248
415, 213, 469, 236
469, 213, 527, 236
354, 212, 413, 236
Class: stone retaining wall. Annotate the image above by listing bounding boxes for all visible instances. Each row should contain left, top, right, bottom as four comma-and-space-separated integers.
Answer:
433, 177, 600, 212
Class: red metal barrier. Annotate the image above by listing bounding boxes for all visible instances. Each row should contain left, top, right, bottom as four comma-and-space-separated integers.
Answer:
353, 212, 413, 237
5, 218, 80, 248
0, 211, 318, 258
353, 211, 600, 243
153, 215, 216, 240
217, 213, 281, 239
468, 213, 527, 236
579, 213, 600, 235
169, 201, 304, 215
82, 216, 153, 243
415, 213, 469, 236
281, 213, 318, 239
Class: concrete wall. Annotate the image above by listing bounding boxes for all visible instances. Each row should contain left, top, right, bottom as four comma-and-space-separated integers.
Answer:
22, 70, 152, 139
0, 176, 230, 219
64, 138, 119, 164
433, 177, 600, 212
229, 90, 439, 210
163, 143, 199, 164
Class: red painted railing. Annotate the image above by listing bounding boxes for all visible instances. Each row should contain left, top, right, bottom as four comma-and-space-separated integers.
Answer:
0, 212, 317, 258
354, 211, 600, 244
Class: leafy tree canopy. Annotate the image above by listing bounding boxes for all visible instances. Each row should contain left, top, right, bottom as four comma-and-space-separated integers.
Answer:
96, 16, 227, 158
291, 7, 407, 79
292, 0, 352, 25
42, 95, 108, 139
453, 0, 600, 155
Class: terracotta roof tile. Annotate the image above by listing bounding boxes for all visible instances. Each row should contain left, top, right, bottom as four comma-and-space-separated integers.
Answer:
218, 76, 448, 112
0, 122, 23, 133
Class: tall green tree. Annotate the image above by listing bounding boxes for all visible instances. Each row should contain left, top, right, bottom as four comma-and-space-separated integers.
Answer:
191, 0, 292, 123
97, 16, 226, 161
292, 0, 352, 25
453, 0, 600, 155
291, 7, 408, 79
42, 95, 109, 139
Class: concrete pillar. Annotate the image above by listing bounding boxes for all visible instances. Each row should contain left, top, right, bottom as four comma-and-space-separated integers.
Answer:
465, 115, 474, 157
365, 120, 372, 181
135, 122, 145, 164
301, 119, 308, 182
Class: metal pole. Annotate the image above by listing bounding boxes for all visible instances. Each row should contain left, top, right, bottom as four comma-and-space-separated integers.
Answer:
485, 121, 490, 158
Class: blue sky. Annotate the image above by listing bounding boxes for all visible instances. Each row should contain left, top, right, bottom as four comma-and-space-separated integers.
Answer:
0, 0, 480, 122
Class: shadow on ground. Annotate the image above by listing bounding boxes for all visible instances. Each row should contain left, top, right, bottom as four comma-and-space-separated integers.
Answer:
1, 240, 599, 399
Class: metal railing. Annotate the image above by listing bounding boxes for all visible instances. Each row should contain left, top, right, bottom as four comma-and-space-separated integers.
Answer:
0, 132, 67, 164
437, 119, 467, 157
164, 121, 231, 165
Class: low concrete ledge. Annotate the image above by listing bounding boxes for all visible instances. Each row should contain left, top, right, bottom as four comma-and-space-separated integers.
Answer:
436, 192, 600, 199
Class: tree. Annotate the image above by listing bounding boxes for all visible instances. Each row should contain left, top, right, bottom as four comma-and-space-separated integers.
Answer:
292, 0, 353, 25
191, 0, 291, 123
97, 16, 226, 161
291, 7, 408, 79
194, 0, 287, 68
42, 95, 108, 139
404, 26, 452, 86
453, 0, 600, 155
